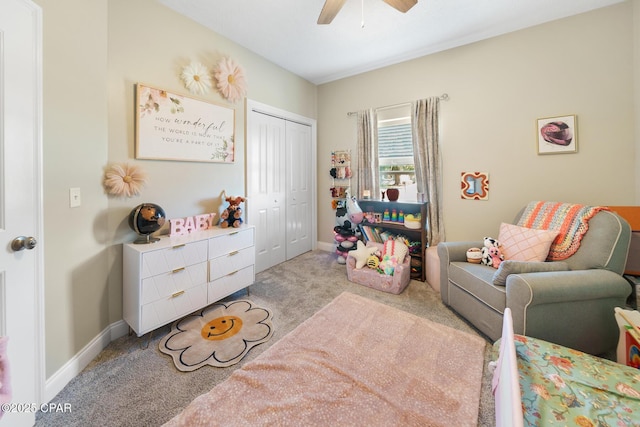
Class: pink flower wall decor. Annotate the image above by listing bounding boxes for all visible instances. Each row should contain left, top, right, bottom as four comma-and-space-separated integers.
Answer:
214, 57, 247, 103
104, 163, 148, 198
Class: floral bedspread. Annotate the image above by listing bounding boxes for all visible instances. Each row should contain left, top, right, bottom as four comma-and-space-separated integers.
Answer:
508, 335, 640, 426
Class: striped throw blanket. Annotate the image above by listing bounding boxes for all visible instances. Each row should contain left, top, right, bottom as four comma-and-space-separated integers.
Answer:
517, 201, 609, 261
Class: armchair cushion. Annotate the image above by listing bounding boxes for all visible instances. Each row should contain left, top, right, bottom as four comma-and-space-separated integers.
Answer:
498, 223, 558, 262
492, 260, 570, 286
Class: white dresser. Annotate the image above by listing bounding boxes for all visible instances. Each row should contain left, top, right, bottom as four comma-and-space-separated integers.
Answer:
123, 225, 255, 336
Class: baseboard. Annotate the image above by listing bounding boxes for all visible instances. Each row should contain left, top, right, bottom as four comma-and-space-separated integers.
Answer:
44, 319, 129, 403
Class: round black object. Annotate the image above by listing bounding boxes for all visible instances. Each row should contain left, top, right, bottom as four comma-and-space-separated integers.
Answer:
129, 203, 166, 243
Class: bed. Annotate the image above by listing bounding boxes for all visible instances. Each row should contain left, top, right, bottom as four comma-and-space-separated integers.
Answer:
492, 308, 640, 426
162, 292, 487, 426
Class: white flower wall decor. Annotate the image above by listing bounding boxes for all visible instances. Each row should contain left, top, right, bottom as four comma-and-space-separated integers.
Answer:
180, 61, 212, 95
214, 57, 247, 103
104, 163, 148, 198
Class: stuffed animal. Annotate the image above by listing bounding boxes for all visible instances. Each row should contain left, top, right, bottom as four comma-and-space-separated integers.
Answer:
466, 247, 483, 263
488, 246, 503, 268
220, 191, 246, 228
366, 254, 380, 270
349, 240, 380, 269
481, 237, 504, 266
379, 254, 398, 276
378, 237, 409, 276
334, 226, 359, 264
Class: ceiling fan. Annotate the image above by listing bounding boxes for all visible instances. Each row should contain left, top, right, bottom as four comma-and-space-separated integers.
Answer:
318, 0, 417, 25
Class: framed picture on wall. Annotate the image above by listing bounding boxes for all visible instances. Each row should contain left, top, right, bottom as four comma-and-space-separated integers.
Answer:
135, 83, 235, 163
537, 115, 578, 155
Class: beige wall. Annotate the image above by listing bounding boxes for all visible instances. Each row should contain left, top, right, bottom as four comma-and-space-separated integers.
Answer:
37, 0, 316, 379
106, 0, 317, 338
635, 0, 640, 202
36, 0, 110, 379
317, 2, 637, 245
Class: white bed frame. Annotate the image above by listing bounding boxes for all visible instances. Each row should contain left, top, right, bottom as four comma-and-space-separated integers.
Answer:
491, 307, 524, 427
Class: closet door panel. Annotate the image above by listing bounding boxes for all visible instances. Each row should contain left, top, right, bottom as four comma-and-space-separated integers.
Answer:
286, 121, 313, 259
247, 112, 286, 272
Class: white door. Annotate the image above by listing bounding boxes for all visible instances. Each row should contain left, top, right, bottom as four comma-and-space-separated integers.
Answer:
246, 100, 316, 273
0, 1, 44, 426
247, 111, 287, 273
285, 121, 312, 259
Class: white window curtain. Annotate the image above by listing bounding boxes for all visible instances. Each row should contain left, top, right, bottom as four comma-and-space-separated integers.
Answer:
356, 109, 379, 199
412, 97, 445, 245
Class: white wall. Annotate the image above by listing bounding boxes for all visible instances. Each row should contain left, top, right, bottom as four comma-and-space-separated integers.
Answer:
317, 2, 636, 245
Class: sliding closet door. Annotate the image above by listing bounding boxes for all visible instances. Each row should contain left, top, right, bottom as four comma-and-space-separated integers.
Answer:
247, 100, 317, 273
247, 112, 286, 273
286, 121, 312, 259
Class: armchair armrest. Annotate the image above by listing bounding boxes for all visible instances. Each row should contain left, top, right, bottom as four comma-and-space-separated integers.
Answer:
506, 269, 631, 354
437, 241, 484, 262
437, 241, 484, 305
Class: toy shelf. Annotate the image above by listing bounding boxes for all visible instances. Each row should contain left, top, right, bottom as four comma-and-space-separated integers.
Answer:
357, 200, 428, 281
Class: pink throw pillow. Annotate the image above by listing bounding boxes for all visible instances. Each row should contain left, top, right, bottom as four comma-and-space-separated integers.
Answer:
498, 223, 558, 262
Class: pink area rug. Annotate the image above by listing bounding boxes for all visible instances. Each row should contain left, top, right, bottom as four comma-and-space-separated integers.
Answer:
164, 292, 486, 426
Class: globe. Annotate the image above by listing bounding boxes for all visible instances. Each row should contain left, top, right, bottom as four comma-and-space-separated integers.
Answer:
128, 203, 166, 244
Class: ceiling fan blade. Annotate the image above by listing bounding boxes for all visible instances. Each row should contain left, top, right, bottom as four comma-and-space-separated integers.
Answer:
317, 0, 348, 24
382, 0, 418, 13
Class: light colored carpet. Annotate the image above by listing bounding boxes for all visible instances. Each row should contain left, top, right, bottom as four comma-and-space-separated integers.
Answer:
36, 250, 497, 426
163, 292, 487, 426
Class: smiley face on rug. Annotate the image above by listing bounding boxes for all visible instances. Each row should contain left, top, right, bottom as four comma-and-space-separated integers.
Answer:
201, 316, 243, 341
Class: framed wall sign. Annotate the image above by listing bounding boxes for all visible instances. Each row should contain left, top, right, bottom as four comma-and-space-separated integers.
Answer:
135, 83, 235, 163
537, 115, 577, 155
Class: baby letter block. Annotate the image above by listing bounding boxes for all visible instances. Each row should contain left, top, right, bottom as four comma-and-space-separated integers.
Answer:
170, 213, 217, 236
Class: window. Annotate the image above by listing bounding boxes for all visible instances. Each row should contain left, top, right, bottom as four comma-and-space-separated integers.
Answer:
377, 105, 416, 201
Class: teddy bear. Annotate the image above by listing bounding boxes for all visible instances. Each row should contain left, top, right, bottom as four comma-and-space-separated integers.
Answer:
481, 237, 504, 266
220, 192, 246, 228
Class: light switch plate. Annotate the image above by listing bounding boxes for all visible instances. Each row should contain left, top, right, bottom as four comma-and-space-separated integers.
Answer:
69, 187, 81, 208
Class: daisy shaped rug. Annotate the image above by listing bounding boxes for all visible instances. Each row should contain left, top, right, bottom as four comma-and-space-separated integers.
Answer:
159, 300, 274, 371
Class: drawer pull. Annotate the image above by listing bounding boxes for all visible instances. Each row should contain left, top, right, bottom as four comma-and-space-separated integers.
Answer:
229, 231, 239, 236
172, 267, 185, 274
228, 251, 239, 256
171, 290, 185, 298
227, 270, 238, 276
172, 244, 186, 249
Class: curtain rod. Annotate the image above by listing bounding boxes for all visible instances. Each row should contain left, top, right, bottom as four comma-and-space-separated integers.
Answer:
346, 93, 449, 117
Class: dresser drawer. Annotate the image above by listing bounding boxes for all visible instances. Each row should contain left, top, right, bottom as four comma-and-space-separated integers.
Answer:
208, 247, 255, 281
141, 240, 208, 279
140, 262, 208, 305
208, 228, 254, 259
208, 265, 254, 304
140, 282, 208, 335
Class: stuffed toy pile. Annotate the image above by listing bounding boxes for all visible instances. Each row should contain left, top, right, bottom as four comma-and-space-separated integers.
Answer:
465, 237, 504, 268
350, 237, 409, 276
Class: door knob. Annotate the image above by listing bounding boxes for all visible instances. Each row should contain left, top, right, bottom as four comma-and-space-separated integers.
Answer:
11, 236, 37, 251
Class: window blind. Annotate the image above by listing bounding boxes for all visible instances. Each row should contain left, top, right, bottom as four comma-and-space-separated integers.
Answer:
378, 123, 413, 158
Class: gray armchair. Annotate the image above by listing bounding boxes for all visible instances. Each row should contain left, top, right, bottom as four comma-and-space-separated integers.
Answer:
438, 207, 631, 355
